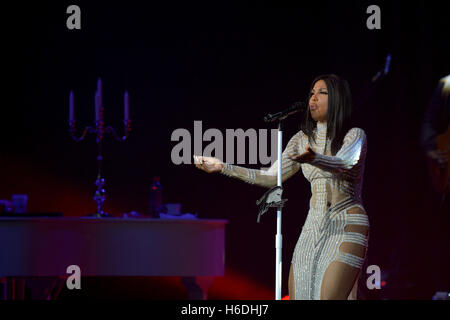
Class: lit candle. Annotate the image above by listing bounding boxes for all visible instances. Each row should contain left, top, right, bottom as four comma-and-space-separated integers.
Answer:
124, 91, 130, 120
95, 91, 100, 122
69, 90, 75, 121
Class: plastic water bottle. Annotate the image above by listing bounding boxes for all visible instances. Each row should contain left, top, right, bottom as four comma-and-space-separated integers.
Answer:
149, 176, 162, 218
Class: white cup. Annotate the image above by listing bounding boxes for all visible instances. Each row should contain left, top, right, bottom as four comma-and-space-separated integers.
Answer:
12, 194, 28, 214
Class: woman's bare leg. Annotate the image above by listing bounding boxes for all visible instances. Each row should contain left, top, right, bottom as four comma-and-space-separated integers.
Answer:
320, 207, 368, 300
289, 264, 295, 300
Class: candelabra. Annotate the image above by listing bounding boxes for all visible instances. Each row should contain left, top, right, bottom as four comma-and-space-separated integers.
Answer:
68, 78, 131, 217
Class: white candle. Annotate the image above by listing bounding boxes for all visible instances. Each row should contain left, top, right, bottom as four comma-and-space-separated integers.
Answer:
97, 78, 103, 108
95, 91, 100, 122
69, 90, 75, 121
124, 91, 130, 120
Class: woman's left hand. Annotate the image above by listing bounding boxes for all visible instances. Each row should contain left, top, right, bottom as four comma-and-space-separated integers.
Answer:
288, 145, 316, 164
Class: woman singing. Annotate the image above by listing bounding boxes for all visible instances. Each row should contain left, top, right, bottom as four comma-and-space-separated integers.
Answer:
194, 74, 369, 300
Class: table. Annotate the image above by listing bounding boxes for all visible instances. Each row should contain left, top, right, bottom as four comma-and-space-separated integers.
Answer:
0, 217, 227, 300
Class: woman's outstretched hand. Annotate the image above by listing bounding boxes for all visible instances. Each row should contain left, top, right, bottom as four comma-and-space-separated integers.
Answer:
288, 145, 316, 164
194, 155, 224, 173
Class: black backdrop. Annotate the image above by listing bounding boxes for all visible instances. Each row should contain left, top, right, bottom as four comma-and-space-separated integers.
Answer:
1, 0, 449, 299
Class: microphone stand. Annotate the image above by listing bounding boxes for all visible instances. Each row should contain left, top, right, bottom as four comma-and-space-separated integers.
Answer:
261, 103, 304, 300
256, 120, 285, 300
355, 53, 392, 109
274, 120, 283, 301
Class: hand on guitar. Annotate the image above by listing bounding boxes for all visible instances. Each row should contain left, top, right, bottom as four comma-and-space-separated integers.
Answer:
426, 149, 448, 169
426, 148, 449, 194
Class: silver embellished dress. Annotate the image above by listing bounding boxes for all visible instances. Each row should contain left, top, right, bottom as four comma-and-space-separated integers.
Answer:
220, 122, 369, 300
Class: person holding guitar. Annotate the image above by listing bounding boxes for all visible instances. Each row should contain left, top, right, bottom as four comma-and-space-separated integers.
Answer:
420, 75, 450, 206
419, 75, 450, 298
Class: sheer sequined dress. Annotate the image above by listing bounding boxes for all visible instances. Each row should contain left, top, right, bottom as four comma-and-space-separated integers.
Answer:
220, 122, 369, 300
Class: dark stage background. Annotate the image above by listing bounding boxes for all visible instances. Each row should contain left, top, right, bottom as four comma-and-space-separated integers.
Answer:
1, 0, 449, 299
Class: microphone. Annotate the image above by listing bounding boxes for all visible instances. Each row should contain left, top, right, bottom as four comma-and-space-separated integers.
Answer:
264, 101, 307, 123
383, 54, 391, 75
371, 53, 392, 83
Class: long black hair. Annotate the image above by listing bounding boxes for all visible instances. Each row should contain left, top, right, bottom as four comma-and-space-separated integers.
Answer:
301, 74, 353, 156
